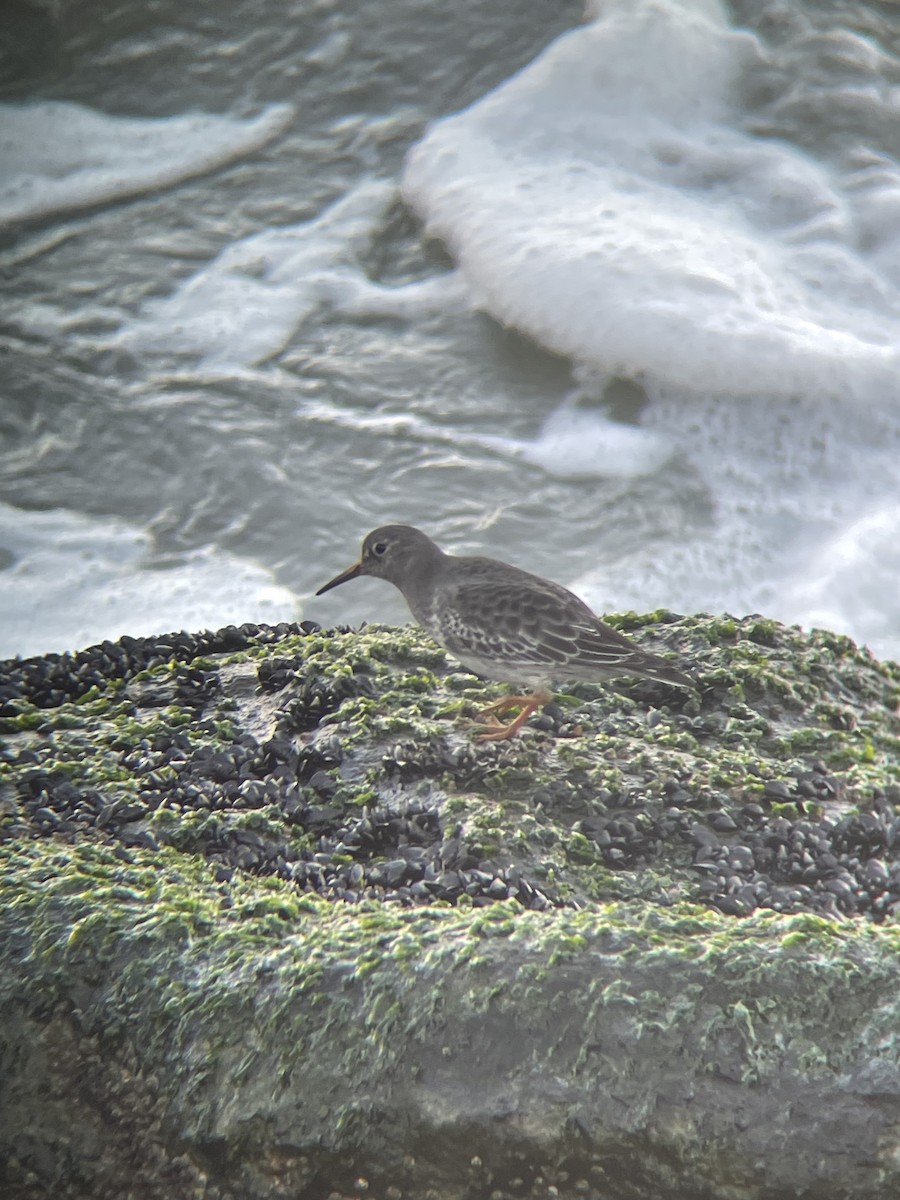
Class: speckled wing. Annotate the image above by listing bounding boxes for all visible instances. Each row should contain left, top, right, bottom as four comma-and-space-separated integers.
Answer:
431, 566, 687, 686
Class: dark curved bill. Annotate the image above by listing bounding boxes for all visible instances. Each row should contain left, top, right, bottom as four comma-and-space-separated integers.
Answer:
315, 560, 363, 595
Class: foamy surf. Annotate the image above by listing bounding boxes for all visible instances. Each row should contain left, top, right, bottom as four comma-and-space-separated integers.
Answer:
401, 0, 900, 661
0, 100, 295, 228
109, 182, 466, 369
402, 0, 900, 401
0, 503, 297, 659
300, 389, 672, 481
405, 0, 900, 400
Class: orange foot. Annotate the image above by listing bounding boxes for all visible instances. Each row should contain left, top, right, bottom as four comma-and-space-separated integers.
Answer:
474, 690, 551, 742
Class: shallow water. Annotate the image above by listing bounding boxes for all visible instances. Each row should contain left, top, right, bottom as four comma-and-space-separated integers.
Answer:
2, 0, 900, 660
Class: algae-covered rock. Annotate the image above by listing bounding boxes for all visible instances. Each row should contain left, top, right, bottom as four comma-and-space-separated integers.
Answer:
2, 615, 900, 1199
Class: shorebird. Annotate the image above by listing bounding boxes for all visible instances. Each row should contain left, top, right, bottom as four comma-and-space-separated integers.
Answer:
316, 524, 692, 740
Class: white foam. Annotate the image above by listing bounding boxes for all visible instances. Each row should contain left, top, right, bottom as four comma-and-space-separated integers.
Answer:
778, 506, 900, 662
110, 182, 463, 369
402, 0, 900, 400
567, 380, 900, 662
0, 503, 297, 659
0, 100, 295, 227
511, 394, 672, 479
398, 0, 900, 660
301, 389, 671, 480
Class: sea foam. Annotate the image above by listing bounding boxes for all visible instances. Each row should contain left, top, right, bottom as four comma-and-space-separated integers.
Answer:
0, 504, 296, 659
401, 0, 900, 659
0, 100, 294, 228
402, 0, 900, 401
301, 389, 671, 481
111, 182, 464, 369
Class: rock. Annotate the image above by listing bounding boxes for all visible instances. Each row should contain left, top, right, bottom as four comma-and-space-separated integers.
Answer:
2, 614, 900, 1198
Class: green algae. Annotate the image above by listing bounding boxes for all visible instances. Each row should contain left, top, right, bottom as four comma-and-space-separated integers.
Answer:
5, 807, 900, 1198
6, 833, 898, 1090
5, 613, 900, 979
8, 616, 899, 803
5, 614, 900, 932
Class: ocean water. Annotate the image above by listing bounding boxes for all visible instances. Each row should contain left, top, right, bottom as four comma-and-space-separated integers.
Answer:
2, 0, 900, 661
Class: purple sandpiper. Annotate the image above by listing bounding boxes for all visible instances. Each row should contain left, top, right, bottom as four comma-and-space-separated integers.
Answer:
316, 524, 693, 740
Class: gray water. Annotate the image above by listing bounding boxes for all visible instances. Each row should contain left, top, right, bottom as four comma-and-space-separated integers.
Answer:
1, 0, 612, 644
3, 0, 900, 657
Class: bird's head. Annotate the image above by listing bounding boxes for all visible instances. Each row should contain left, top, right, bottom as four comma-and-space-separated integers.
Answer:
315, 524, 443, 595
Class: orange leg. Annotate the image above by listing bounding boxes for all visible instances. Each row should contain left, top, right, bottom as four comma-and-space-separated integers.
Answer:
474, 690, 551, 742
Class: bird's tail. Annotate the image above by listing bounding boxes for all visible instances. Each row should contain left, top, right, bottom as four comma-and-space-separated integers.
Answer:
634, 655, 695, 690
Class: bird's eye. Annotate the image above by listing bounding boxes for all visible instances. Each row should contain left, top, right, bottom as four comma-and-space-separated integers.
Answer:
372, 541, 387, 556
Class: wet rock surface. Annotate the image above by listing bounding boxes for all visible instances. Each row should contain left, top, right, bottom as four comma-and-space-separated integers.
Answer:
2, 614, 900, 1199
4, 614, 900, 921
